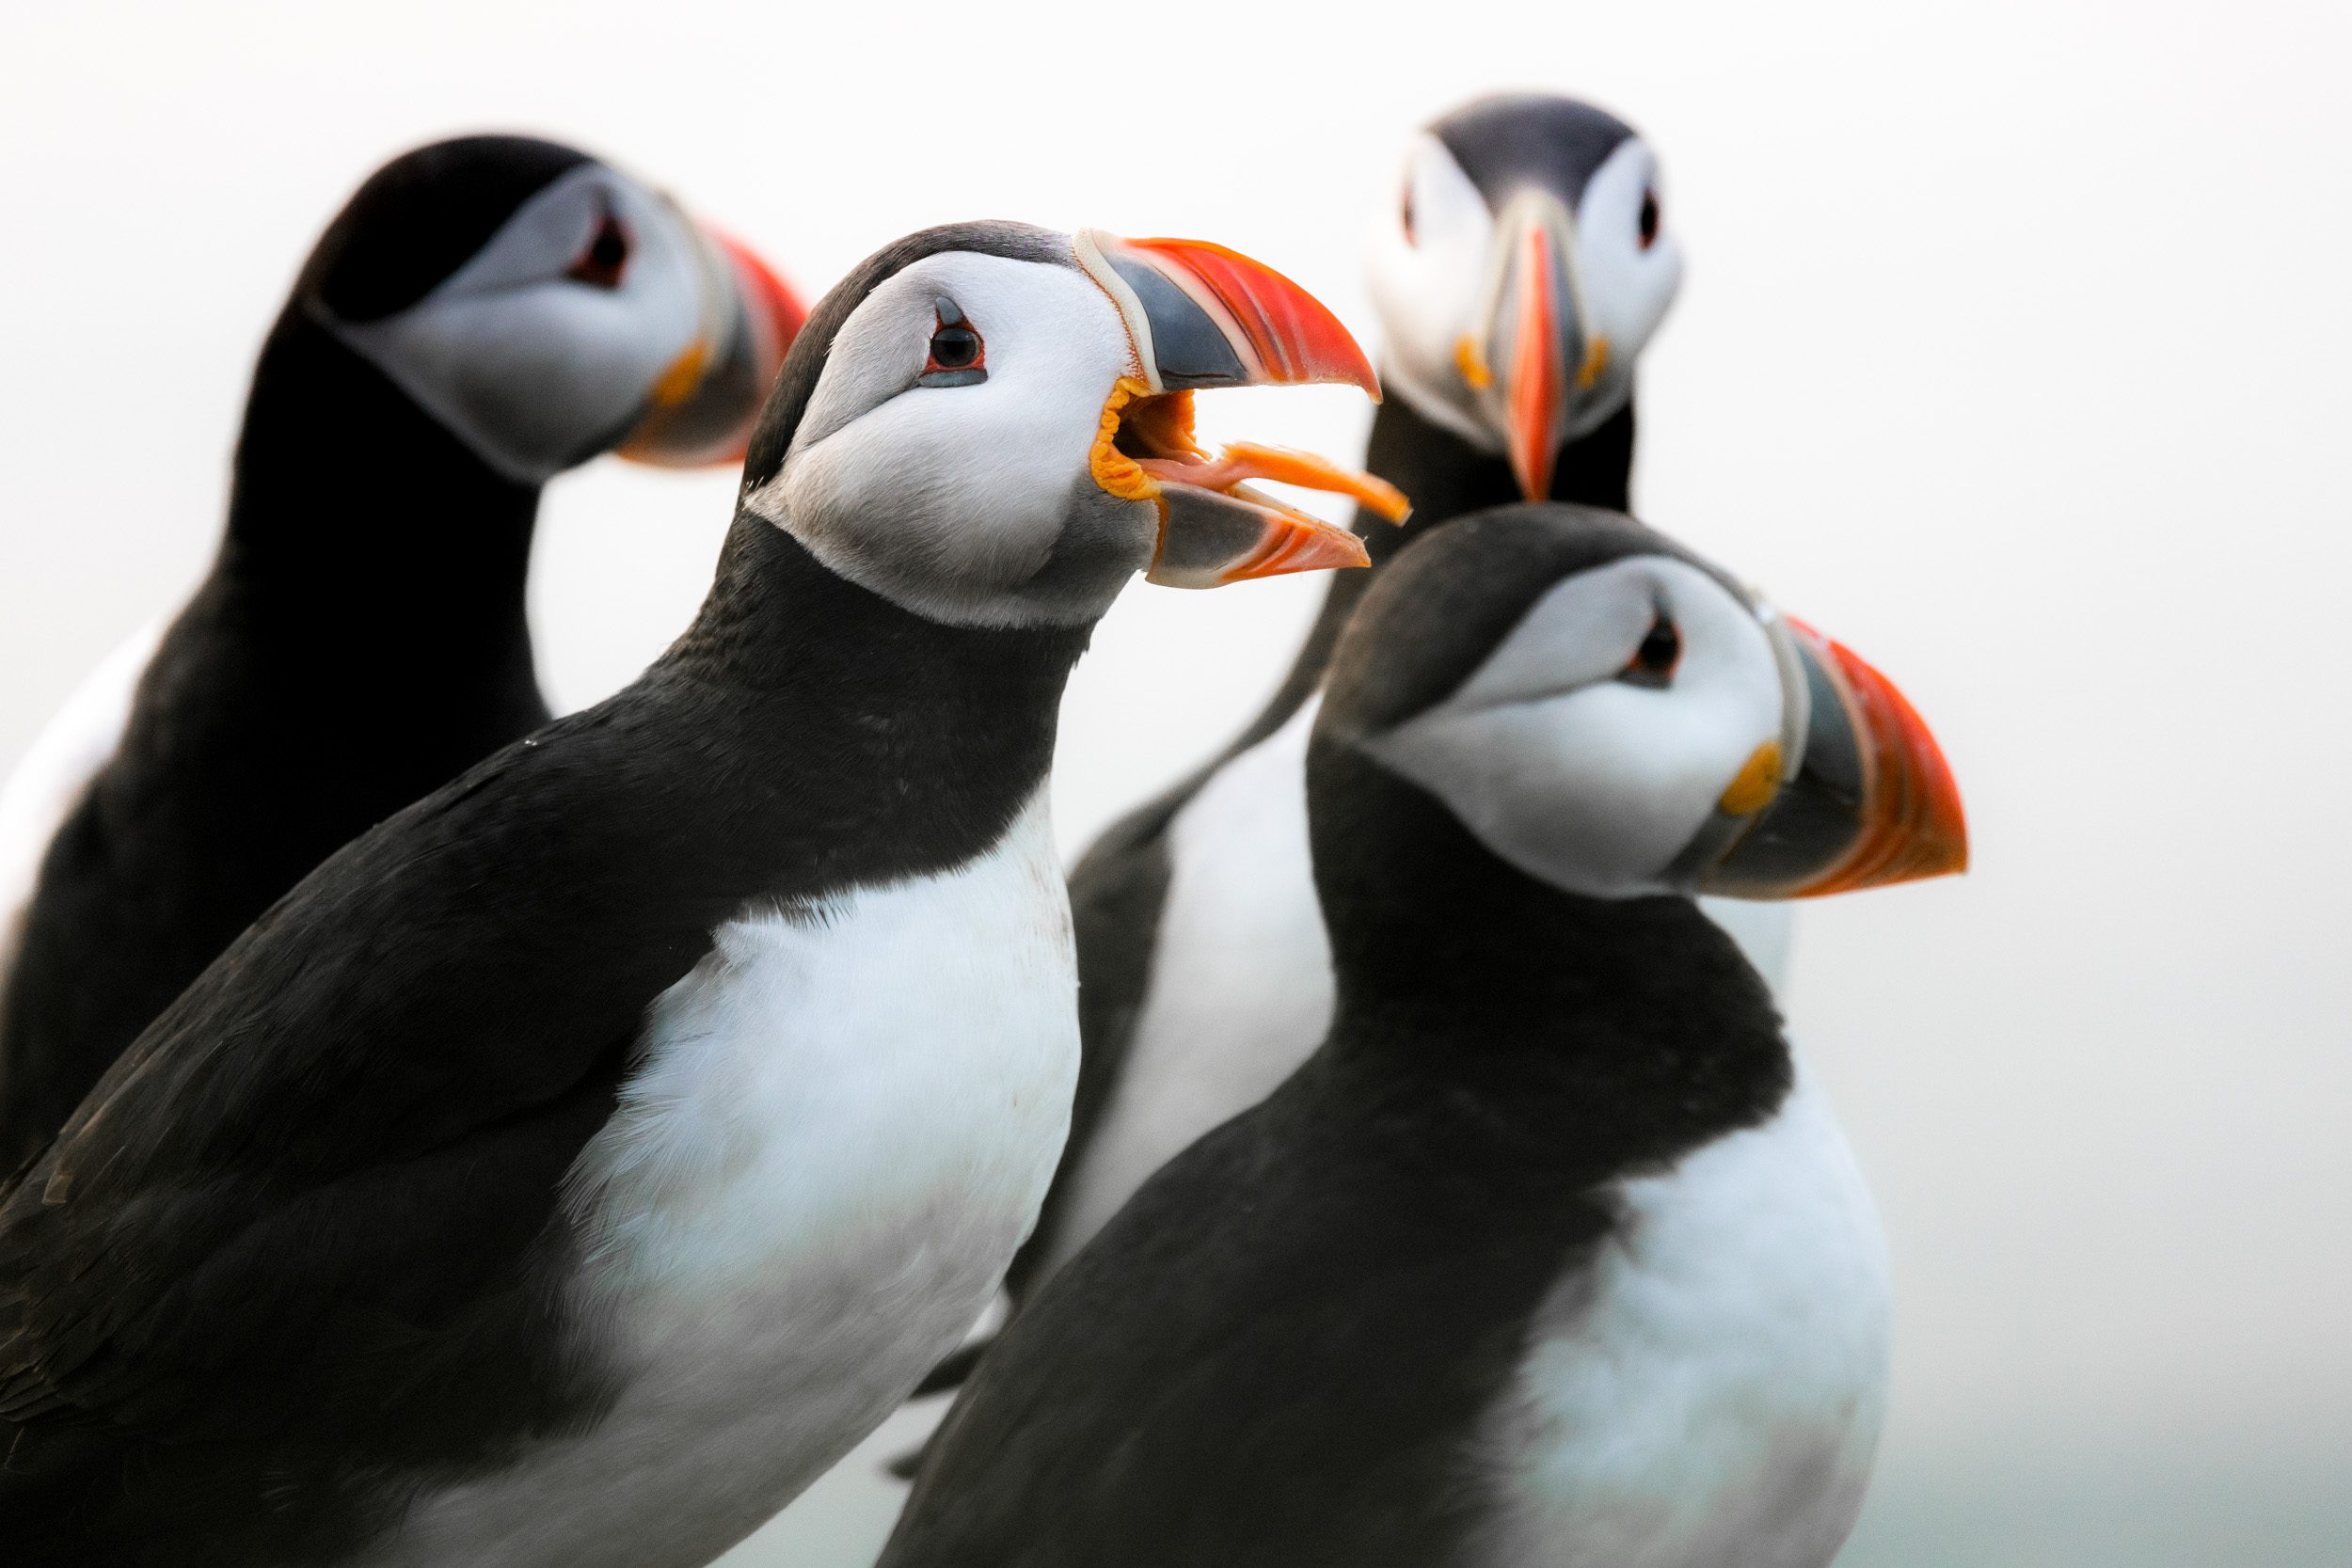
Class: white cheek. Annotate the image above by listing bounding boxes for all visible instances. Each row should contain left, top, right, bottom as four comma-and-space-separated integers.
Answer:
352, 281, 692, 472
1366, 559, 1785, 899
327, 178, 703, 482
1366, 137, 1493, 429
1375, 689, 1740, 895
1369, 230, 1485, 368
779, 386, 1080, 591
1576, 140, 1683, 371
762, 254, 1141, 626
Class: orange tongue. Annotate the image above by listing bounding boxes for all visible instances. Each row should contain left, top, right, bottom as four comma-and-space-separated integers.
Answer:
1137, 442, 1410, 524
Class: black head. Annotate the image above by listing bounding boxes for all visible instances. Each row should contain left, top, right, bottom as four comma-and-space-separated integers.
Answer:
728, 220, 1389, 632
1311, 504, 1966, 938
302, 136, 591, 322
288, 135, 804, 482
1369, 93, 1683, 499
1433, 94, 1639, 214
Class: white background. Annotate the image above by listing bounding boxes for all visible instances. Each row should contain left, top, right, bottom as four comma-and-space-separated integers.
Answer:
5, 3, 2347, 1562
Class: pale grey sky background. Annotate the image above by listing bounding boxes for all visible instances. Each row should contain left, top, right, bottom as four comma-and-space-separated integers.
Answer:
3, 2, 2346, 1562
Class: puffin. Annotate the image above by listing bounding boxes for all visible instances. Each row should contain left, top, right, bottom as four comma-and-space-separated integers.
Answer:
880, 504, 1968, 1568
1003, 91, 1760, 1313
0, 220, 1385, 1568
0, 135, 805, 1170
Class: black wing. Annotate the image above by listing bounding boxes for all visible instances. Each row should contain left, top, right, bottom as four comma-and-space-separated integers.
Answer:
0, 689, 744, 1555
887, 1057, 1617, 1568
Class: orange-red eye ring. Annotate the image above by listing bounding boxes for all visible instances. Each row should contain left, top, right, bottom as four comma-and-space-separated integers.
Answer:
567, 206, 632, 289
919, 302, 987, 386
1617, 612, 1681, 688
924, 325, 984, 374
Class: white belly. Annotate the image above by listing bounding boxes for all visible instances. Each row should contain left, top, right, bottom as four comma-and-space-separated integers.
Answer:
1041, 699, 1332, 1279
0, 618, 162, 1003
365, 789, 1080, 1568
1473, 1065, 1889, 1568
1042, 696, 1798, 1282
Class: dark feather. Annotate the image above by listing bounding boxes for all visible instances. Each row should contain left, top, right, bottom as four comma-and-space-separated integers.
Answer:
881, 506, 1795, 1567
0, 516, 1086, 1565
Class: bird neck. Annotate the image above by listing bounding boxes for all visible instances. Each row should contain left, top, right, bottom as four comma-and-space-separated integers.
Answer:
208, 308, 541, 691
1238, 393, 1638, 755
1313, 757, 1789, 1181
655, 515, 1091, 881
1367, 388, 1636, 534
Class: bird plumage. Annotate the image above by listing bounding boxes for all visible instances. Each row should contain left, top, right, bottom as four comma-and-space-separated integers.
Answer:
0, 135, 798, 1169
882, 504, 1954, 1568
0, 214, 1384, 1565
1010, 95, 1725, 1307
0, 517, 1089, 1566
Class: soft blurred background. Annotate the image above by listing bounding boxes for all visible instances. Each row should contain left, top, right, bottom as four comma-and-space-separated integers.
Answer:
4, 1, 2346, 1562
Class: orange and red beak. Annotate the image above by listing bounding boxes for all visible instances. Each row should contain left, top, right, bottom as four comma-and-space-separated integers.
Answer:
618, 218, 806, 468
1463, 190, 1604, 502
1692, 614, 1967, 899
1075, 230, 1404, 588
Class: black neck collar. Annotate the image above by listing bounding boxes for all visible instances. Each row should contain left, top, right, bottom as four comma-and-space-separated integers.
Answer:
1366, 391, 1636, 542
1308, 746, 1790, 1182
210, 307, 540, 677
641, 514, 1092, 895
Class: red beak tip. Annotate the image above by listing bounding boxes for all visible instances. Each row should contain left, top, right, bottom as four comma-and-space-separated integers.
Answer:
1842, 641, 1970, 890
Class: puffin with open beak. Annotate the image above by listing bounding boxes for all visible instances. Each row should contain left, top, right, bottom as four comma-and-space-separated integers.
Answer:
1043, 230, 1395, 590
0, 219, 1382, 1568
0, 135, 804, 1169
880, 503, 1965, 1568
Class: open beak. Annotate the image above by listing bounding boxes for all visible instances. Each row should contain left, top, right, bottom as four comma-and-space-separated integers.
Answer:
1075, 230, 1406, 588
618, 218, 806, 468
1461, 191, 1597, 502
1690, 613, 1967, 898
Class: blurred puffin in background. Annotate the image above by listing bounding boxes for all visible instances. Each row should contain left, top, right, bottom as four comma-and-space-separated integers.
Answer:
0, 135, 803, 1167
0, 219, 1383, 1568
882, 503, 1967, 1568
1003, 93, 1767, 1318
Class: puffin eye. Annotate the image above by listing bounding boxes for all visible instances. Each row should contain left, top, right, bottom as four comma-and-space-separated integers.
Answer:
918, 298, 987, 388
567, 206, 631, 289
929, 325, 981, 369
1638, 189, 1661, 251
1401, 183, 1418, 245
1617, 613, 1680, 688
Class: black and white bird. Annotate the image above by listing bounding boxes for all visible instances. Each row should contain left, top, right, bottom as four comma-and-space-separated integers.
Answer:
0, 135, 804, 1168
882, 504, 1968, 1568
0, 221, 1384, 1568
1011, 93, 1765, 1305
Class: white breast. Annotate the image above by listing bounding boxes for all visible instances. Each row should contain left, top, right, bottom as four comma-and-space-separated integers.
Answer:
1039, 694, 1798, 1284
365, 789, 1079, 1568
1473, 1064, 1890, 1568
0, 619, 162, 1005
1039, 698, 1331, 1281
